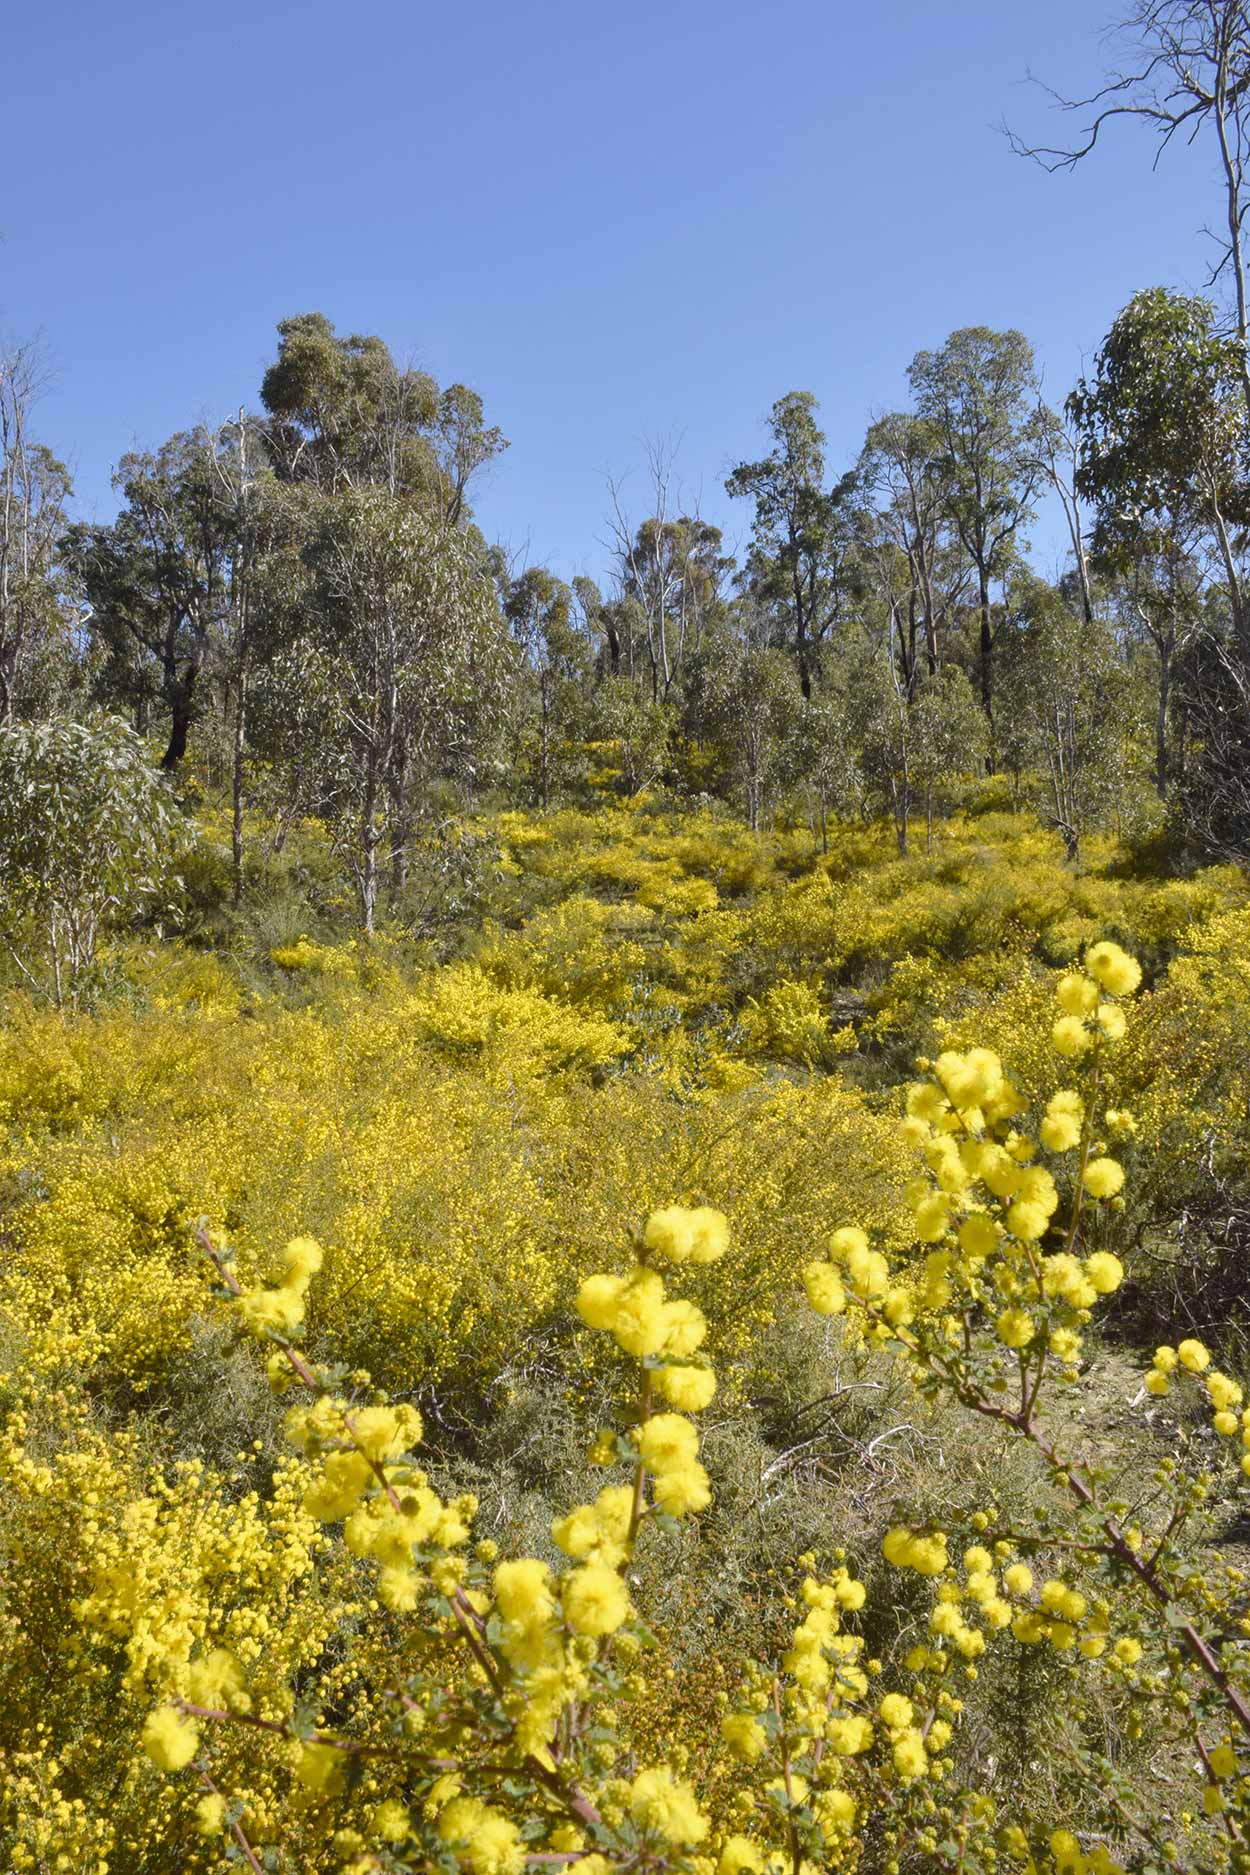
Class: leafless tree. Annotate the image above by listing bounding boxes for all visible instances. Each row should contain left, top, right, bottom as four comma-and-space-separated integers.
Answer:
1031, 405, 1095, 625
1009, 1, 1250, 423
606, 439, 726, 702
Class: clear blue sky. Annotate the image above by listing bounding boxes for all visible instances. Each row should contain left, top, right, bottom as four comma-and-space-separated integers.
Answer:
0, 0, 1222, 584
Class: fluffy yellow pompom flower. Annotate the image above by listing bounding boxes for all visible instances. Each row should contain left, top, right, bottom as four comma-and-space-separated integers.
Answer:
373, 1800, 412, 1843
295, 1742, 346, 1794
878, 1693, 915, 1732
719, 1833, 764, 1874
1144, 1370, 1170, 1396
493, 1558, 555, 1625
828, 1713, 874, 1754
1040, 1112, 1082, 1152
722, 1712, 768, 1761
283, 1235, 324, 1283
659, 1297, 707, 1358
141, 1706, 199, 1771
629, 1767, 709, 1845
1208, 1372, 1243, 1410
235, 1285, 305, 1336
1086, 941, 1142, 997
1056, 974, 1098, 1016
1113, 1637, 1143, 1665
996, 1308, 1035, 1350
574, 1273, 625, 1330
654, 1363, 716, 1411
643, 1204, 729, 1265
638, 1413, 699, 1474
438, 1798, 525, 1875
1052, 1015, 1093, 1057
1097, 1003, 1127, 1040
1084, 1252, 1123, 1295
686, 1206, 730, 1263
1003, 1563, 1033, 1596
563, 1563, 630, 1636
802, 1262, 847, 1315
1083, 1157, 1125, 1199
1178, 1338, 1211, 1372
1050, 1829, 1084, 1872
611, 1271, 671, 1358
1007, 1200, 1049, 1242
194, 1793, 227, 1836
652, 1461, 712, 1515
1153, 1346, 1178, 1373
958, 1213, 999, 1260
914, 1194, 953, 1244
893, 1730, 929, 1779
883, 1527, 948, 1575
351, 1404, 421, 1462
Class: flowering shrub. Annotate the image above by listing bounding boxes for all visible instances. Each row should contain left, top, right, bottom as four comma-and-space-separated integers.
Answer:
4, 931, 1249, 1869
4, 795, 1250, 1871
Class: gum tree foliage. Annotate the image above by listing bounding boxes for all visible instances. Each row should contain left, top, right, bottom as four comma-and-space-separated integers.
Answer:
1010, 1, 1250, 429
1069, 287, 1250, 640
589, 676, 674, 797
706, 642, 803, 831
907, 328, 1043, 720
64, 432, 236, 771
857, 411, 970, 693
909, 665, 990, 848
997, 578, 1146, 862
608, 442, 730, 702
298, 487, 510, 931
504, 565, 594, 807
1172, 610, 1250, 859
726, 391, 857, 699
846, 645, 989, 855
260, 312, 507, 519
0, 343, 76, 722
0, 712, 180, 1007
1068, 288, 1250, 819
792, 688, 864, 852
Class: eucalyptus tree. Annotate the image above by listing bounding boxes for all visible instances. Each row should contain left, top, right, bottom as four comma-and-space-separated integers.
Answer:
857, 410, 971, 693
910, 665, 990, 848
0, 342, 75, 720
1011, 1, 1250, 427
1031, 404, 1095, 625
0, 712, 180, 1008
997, 578, 1146, 862
1069, 288, 1250, 645
608, 442, 729, 700
299, 487, 509, 928
907, 328, 1042, 719
505, 565, 593, 806
705, 641, 803, 831
65, 432, 236, 769
261, 313, 506, 519
725, 391, 857, 698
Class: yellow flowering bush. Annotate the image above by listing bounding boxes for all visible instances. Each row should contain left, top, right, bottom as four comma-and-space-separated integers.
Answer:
5, 794, 1250, 1873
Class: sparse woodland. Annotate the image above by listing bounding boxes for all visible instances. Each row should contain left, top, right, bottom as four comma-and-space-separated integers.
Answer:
4, 5, 1250, 1872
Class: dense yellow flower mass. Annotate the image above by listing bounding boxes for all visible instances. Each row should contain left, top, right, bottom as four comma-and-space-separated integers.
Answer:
4, 802, 1250, 1872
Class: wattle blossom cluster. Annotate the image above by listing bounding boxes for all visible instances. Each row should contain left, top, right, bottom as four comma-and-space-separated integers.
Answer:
123, 1208, 731, 1872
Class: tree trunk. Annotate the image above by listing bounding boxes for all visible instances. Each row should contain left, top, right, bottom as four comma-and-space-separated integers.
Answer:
161, 679, 195, 770
1155, 640, 1172, 800
231, 662, 247, 905
977, 566, 993, 717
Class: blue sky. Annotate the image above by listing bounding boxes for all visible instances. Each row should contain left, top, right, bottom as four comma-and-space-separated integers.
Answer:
1, 0, 1222, 585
